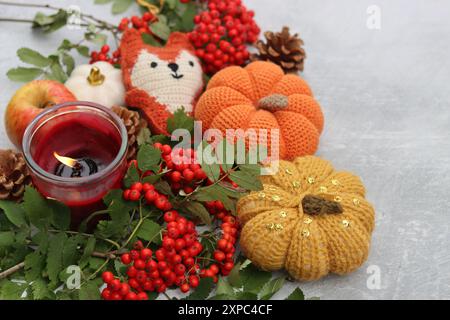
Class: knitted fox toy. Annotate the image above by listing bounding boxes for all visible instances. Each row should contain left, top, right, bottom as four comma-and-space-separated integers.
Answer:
120, 29, 204, 134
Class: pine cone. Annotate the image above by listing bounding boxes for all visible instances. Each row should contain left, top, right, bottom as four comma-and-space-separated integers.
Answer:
112, 106, 148, 160
251, 26, 306, 73
0, 149, 31, 201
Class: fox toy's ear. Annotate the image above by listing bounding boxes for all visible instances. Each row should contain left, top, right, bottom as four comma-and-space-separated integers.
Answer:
120, 28, 145, 51
166, 32, 193, 50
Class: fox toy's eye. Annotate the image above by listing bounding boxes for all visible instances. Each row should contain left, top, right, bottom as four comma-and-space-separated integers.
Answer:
189, 61, 194, 67
150, 62, 158, 68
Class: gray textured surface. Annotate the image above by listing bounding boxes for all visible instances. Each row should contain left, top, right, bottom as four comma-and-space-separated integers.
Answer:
1, 0, 449, 300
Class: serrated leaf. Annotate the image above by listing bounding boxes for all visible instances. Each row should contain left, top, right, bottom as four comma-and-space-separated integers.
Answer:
0, 231, 14, 247
48, 61, 68, 83
23, 186, 51, 229
259, 276, 285, 300
17, 48, 50, 67
184, 201, 212, 225
202, 162, 221, 182
0, 281, 26, 299
0, 200, 26, 227
227, 262, 242, 288
229, 171, 263, 191
141, 33, 162, 47
79, 237, 96, 269
31, 278, 51, 300
137, 144, 161, 172
76, 45, 90, 57
47, 199, 71, 231
154, 180, 173, 196
180, 2, 197, 31
62, 235, 82, 267
150, 19, 171, 41
286, 287, 305, 300
185, 278, 214, 300
62, 53, 75, 76
215, 277, 235, 297
24, 251, 46, 282
167, 108, 194, 134
123, 163, 140, 188
7, 67, 43, 82
240, 264, 272, 294
79, 281, 100, 300
46, 233, 68, 284
193, 185, 235, 213
111, 0, 133, 14
136, 220, 162, 244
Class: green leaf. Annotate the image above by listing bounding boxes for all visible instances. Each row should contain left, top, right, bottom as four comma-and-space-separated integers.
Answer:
47, 199, 71, 231
137, 128, 152, 146
0, 281, 26, 299
23, 186, 51, 229
0, 200, 26, 227
123, 163, 140, 188
180, 2, 197, 31
0, 231, 15, 247
259, 276, 285, 300
201, 162, 221, 182
7, 67, 43, 82
150, 19, 171, 41
167, 108, 195, 135
62, 53, 75, 76
46, 233, 68, 284
236, 292, 258, 300
79, 238, 96, 269
137, 144, 161, 172
31, 278, 51, 300
62, 235, 82, 267
24, 251, 46, 282
85, 32, 107, 46
79, 281, 100, 300
111, 0, 133, 14
17, 48, 50, 67
33, 10, 68, 33
141, 33, 162, 47
229, 171, 263, 191
286, 287, 305, 300
76, 45, 90, 57
228, 262, 242, 288
215, 277, 235, 297
209, 294, 237, 300
192, 185, 234, 213
185, 278, 214, 300
48, 61, 68, 83
184, 201, 212, 225
240, 264, 272, 294
136, 220, 162, 244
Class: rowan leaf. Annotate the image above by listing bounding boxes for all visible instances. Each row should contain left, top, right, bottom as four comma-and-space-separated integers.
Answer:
259, 276, 285, 300
136, 220, 162, 244
17, 48, 51, 67
229, 171, 263, 191
46, 233, 68, 284
7, 67, 43, 82
79, 281, 100, 300
0, 200, 27, 227
240, 264, 272, 294
23, 186, 51, 229
215, 277, 235, 297
184, 201, 212, 225
184, 278, 214, 300
286, 287, 305, 300
111, 0, 133, 14
137, 144, 161, 172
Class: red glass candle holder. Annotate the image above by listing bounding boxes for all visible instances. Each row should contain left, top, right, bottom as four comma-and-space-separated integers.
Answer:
22, 101, 128, 227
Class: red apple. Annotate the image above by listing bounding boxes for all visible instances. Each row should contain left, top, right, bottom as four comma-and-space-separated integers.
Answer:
5, 80, 76, 148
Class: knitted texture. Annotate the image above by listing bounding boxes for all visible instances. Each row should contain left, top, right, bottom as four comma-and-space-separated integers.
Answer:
194, 61, 323, 160
120, 29, 204, 135
237, 156, 375, 281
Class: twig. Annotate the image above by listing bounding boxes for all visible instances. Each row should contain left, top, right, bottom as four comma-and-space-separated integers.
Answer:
91, 251, 117, 260
0, 262, 25, 280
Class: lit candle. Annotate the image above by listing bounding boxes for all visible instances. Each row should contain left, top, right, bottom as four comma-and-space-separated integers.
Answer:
22, 102, 128, 227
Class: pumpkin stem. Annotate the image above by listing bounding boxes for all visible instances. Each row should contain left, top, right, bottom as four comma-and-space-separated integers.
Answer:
257, 94, 288, 111
87, 67, 105, 86
302, 194, 343, 215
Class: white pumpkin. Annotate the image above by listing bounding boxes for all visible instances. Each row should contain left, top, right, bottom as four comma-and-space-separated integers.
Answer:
65, 61, 125, 108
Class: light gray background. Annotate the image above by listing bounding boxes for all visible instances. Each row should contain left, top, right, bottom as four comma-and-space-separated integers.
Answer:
1, 0, 449, 300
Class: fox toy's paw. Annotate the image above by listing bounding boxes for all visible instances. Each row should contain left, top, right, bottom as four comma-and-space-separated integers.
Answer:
125, 88, 171, 135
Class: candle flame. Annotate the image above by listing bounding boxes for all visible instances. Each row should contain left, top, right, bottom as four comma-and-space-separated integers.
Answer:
53, 152, 78, 168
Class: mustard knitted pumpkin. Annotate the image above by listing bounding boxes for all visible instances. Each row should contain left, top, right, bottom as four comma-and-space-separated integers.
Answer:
237, 156, 375, 281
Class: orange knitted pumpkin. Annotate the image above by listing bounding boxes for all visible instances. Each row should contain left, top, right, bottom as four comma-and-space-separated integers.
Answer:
194, 61, 324, 160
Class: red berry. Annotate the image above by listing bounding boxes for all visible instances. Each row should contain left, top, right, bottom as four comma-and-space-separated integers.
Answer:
111, 292, 122, 300
164, 210, 178, 223
123, 189, 131, 200
119, 283, 130, 296
174, 264, 186, 276
223, 262, 234, 271
213, 250, 226, 262
108, 279, 121, 291
121, 253, 132, 265
142, 183, 154, 192
217, 239, 228, 250
163, 238, 175, 251
175, 238, 186, 251
171, 171, 182, 183
102, 271, 114, 284
126, 266, 137, 278
130, 250, 140, 260
101, 288, 111, 300
140, 248, 153, 260
189, 275, 200, 288
145, 189, 158, 203
137, 292, 148, 300
129, 189, 141, 201
180, 283, 190, 293
101, 45, 110, 53
125, 292, 138, 300
161, 144, 172, 155
134, 259, 146, 270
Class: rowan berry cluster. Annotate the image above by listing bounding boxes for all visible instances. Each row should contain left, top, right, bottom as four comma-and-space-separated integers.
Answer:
189, 0, 260, 74
89, 44, 121, 65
